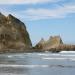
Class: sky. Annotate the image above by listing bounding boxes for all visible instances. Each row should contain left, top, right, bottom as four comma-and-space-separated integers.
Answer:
0, 0, 75, 45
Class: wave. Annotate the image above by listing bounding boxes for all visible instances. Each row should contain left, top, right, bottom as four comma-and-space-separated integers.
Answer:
43, 57, 67, 60
60, 51, 75, 53
59, 55, 75, 56
37, 53, 50, 56
43, 57, 75, 61
37, 53, 60, 56
37, 53, 75, 57
1, 64, 75, 68
0, 64, 49, 68
0, 73, 22, 75
0, 64, 75, 69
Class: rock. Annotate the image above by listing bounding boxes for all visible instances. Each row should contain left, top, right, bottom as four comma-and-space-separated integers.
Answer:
46, 36, 63, 48
35, 38, 45, 49
34, 36, 75, 52
34, 36, 63, 51
0, 13, 7, 24
38, 38, 45, 45
0, 13, 32, 52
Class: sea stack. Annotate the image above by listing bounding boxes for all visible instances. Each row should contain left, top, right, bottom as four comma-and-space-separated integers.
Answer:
0, 13, 32, 52
35, 36, 63, 51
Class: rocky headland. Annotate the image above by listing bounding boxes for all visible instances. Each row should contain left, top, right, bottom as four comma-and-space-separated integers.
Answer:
0, 13, 32, 53
0, 12, 75, 53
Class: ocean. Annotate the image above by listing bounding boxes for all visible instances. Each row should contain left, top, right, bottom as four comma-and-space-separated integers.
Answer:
0, 51, 75, 75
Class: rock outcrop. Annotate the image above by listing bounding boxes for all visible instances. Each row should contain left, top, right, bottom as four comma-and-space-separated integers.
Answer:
0, 13, 32, 52
45, 36, 63, 49
34, 36, 63, 51
34, 36, 75, 52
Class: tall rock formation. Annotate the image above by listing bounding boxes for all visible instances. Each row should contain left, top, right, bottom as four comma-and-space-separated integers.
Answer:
35, 36, 63, 51
0, 13, 32, 52
45, 36, 63, 49
35, 38, 45, 49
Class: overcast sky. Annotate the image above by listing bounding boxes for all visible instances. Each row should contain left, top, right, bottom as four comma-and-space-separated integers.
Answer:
0, 0, 75, 45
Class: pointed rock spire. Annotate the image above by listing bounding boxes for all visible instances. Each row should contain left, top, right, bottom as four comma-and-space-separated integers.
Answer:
39, 38, 45, 44
7, 14, 26, 29
0, 13, 7, 24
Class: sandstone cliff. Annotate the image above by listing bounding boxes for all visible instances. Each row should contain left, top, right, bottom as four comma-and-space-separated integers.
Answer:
0, 13, 32, 52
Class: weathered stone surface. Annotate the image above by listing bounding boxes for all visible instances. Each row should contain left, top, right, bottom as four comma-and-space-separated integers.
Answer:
35, 38, 45, 49
34, 36, 75, 52
45, 36, 63, 49
0, 13, 32, 52
35, 36, 63, 51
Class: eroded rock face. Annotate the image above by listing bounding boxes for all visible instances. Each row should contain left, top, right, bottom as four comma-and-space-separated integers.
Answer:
0, 13, 32, 52
46, 36, 63, 49
35, 36, 75, 52
34, 38, 45, 49
35, 36, 63, 50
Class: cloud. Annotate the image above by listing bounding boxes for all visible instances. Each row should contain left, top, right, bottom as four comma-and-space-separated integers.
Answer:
0, 0, 60, 4
20, 4, 75, 20
0, 4, 75, 21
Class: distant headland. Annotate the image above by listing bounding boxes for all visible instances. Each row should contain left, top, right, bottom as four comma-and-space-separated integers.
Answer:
33, 36, 75, 52
0, 13, 75, 53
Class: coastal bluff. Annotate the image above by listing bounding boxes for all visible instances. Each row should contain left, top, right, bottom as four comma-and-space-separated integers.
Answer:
0, 13, 32, 53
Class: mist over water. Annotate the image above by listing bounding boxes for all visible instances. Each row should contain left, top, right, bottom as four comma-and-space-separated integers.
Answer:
0, 51, 75, 75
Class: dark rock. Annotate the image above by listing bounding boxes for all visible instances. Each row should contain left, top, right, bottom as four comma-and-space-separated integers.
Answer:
0, 13, 32, 52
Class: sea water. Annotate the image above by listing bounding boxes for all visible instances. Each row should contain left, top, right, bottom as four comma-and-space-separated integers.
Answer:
0, 51, 75, 75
